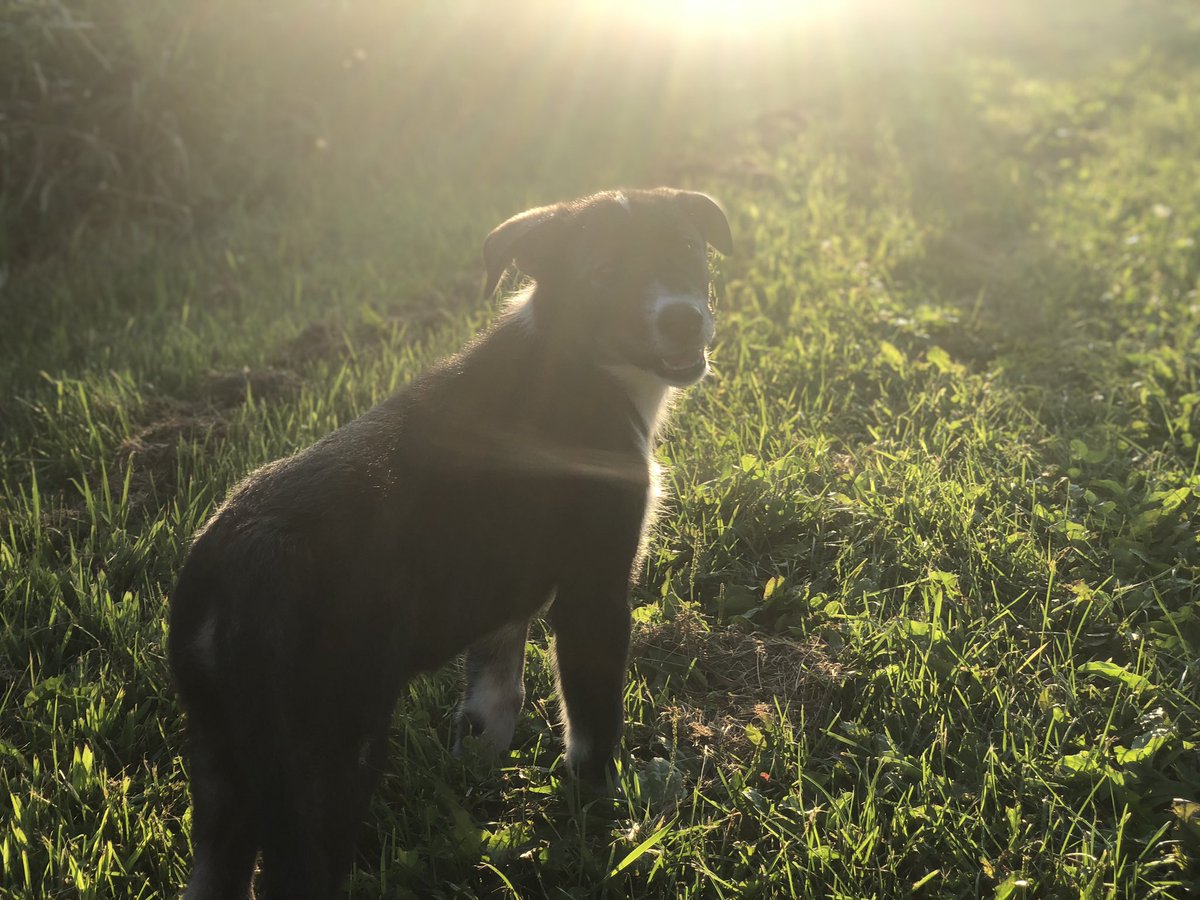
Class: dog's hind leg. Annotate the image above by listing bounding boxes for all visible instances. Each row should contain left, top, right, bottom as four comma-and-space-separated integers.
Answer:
454, 619, 531, 755
182, 735, 258, 900
256, 715, 389, 900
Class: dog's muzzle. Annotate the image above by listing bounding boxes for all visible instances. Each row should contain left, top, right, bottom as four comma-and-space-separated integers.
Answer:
652, 299, 713, 385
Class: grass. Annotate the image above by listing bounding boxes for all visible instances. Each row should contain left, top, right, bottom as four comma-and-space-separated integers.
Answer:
2, 0, 1200, 896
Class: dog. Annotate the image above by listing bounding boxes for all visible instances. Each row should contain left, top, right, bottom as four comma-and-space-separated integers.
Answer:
168, 187, 732, 898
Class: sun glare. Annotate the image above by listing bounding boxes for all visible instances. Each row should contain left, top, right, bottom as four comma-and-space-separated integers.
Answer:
604, 0, 838, 36
680, 0, 812, 27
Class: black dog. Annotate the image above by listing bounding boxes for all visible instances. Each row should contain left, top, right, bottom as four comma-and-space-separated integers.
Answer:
168, 187, 732, 898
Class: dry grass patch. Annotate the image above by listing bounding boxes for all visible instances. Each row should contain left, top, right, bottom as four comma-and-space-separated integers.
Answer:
634, 610, 847, 757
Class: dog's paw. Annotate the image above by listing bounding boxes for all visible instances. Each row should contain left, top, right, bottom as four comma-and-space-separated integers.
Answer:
568, 755, 626, 803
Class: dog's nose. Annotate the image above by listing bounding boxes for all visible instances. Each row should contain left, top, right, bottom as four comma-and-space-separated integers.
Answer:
656, 303, 708, 348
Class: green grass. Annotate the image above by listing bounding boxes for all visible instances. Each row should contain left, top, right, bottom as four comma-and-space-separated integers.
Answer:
3, 1, 1200, 897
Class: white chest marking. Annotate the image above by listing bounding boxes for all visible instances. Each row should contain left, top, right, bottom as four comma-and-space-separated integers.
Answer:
602, 363, 675, 451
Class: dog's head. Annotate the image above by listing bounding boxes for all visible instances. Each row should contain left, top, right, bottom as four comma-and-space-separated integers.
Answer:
484, 187, 732, 387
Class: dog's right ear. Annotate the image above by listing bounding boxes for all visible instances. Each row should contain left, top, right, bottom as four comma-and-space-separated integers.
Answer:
483, 203, 564, 297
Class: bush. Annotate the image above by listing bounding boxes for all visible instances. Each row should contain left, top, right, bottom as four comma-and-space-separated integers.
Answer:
0, 0, 401, 259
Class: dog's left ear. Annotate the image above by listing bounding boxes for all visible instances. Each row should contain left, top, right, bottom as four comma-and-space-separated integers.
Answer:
483, 203, 564, 297
663, 189, 734, 256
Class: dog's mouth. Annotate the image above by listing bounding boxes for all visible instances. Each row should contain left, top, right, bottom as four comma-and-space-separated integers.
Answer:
654, 348, 708, 385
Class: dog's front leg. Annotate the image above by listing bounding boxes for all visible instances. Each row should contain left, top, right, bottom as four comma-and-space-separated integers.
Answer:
548, 573, 632, 788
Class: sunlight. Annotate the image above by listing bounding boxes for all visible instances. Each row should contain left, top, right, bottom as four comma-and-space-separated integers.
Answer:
677, 0, 820, 29
599, 0, 843, 37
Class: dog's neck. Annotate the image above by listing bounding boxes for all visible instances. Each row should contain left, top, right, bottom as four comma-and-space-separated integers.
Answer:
601, 363, 675, 446
500, 286, 676, 448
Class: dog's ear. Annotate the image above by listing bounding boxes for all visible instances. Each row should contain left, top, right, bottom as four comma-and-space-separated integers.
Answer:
663, 189, 733, 256
483, 203, 564, 297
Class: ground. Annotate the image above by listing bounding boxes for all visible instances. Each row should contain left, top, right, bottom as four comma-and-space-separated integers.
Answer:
1, 1, 1199, 897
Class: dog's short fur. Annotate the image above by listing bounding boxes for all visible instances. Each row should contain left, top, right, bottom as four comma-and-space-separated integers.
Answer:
168, 187, 732, 899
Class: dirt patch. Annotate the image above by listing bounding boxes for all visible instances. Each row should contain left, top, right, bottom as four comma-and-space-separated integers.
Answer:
114, 364, 301, 499
273, 276, 479, 368
117, 405, 229, 497
275, 322, 346, 365
271, 309, 459, 367
633, 609, 846, 756
200, 366, 303, 407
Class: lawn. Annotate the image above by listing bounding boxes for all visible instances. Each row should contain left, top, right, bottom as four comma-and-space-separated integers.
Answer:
2, 1, 1199, 897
